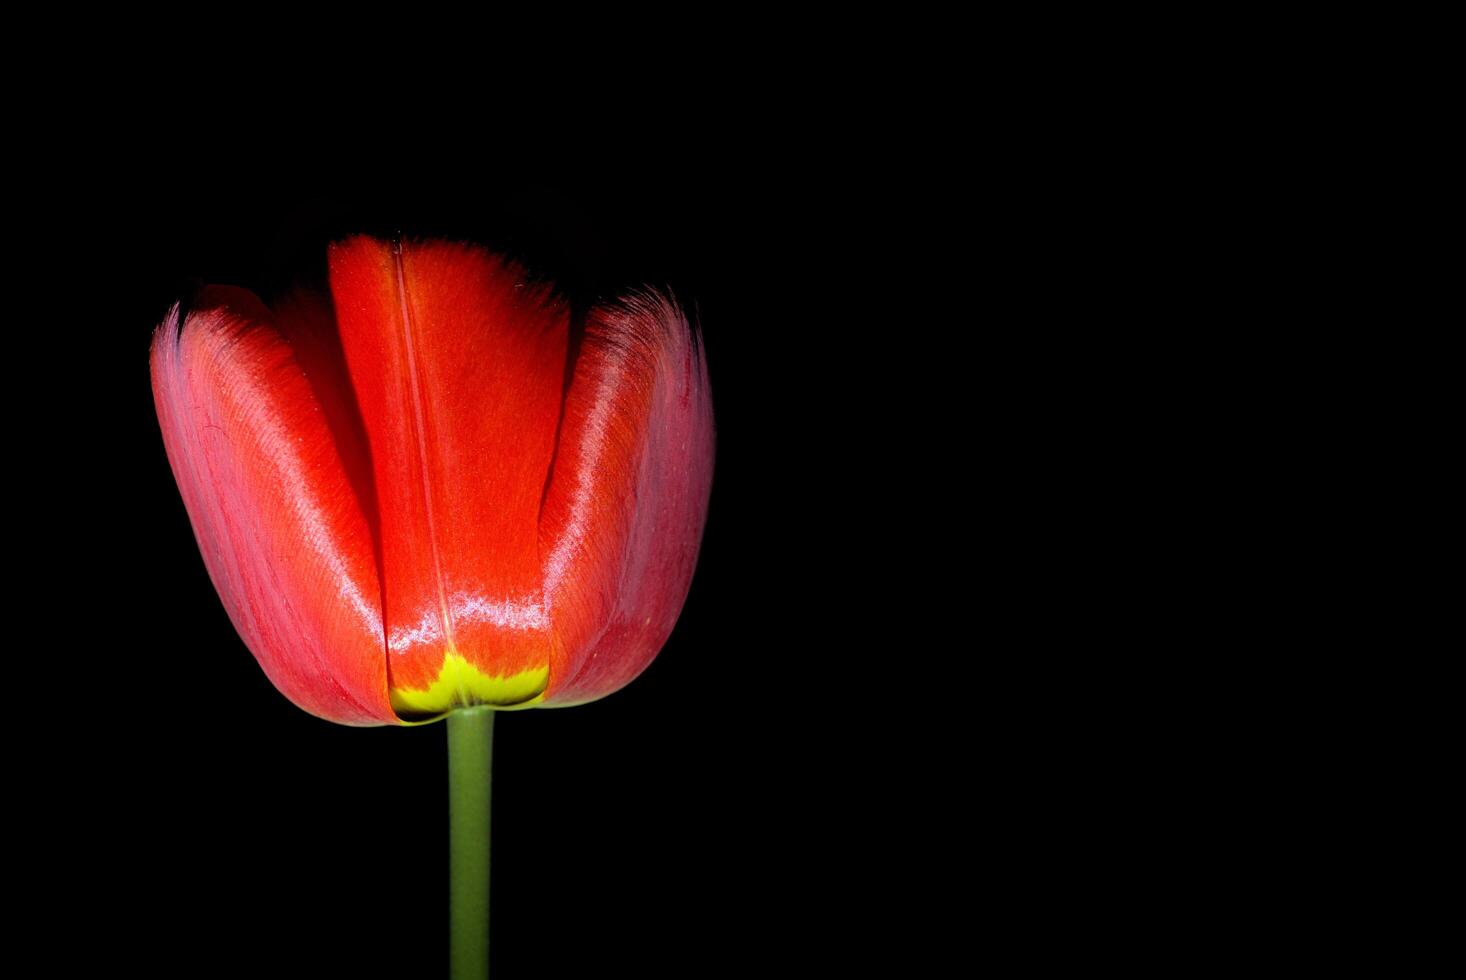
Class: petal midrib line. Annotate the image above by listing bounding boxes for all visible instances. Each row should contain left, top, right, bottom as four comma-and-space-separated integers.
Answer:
392, 240, 458, 655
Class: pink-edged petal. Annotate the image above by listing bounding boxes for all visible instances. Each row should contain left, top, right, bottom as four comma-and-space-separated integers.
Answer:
151, 286, 395, 725
538, 292, 715, 706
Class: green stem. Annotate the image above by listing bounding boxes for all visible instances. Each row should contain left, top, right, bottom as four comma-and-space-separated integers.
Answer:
449, 707, 495, 980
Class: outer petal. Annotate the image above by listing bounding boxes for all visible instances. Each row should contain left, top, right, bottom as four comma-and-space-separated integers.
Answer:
328, 238, 569, 715
538, 293, 715, 706
151, 287, 396, 725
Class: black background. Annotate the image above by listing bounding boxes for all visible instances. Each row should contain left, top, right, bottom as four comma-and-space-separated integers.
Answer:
51, 174, 891, 976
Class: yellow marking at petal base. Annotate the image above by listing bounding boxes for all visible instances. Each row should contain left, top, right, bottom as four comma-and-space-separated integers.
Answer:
390, 650, 549, 715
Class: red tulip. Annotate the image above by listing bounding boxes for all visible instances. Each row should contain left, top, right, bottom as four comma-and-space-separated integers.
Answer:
151, 235, 715, 725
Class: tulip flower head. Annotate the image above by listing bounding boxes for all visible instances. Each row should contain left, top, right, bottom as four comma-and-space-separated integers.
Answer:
151, 236, 714, 725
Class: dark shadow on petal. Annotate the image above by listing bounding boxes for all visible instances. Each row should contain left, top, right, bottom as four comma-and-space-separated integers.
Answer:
538, 302, 589, 526
271, 288, 385, 591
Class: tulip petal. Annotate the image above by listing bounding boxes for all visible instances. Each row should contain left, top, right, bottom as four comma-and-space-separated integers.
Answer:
150, 287, 396, 725
538, 293, 715, 706
328, 238, 569, 715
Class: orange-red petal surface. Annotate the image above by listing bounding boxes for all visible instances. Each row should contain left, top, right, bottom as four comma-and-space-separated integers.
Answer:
539, 294, 715, 705
328, 238, 569, 706
154, 237, 713, 722
150, 287, 395, 725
